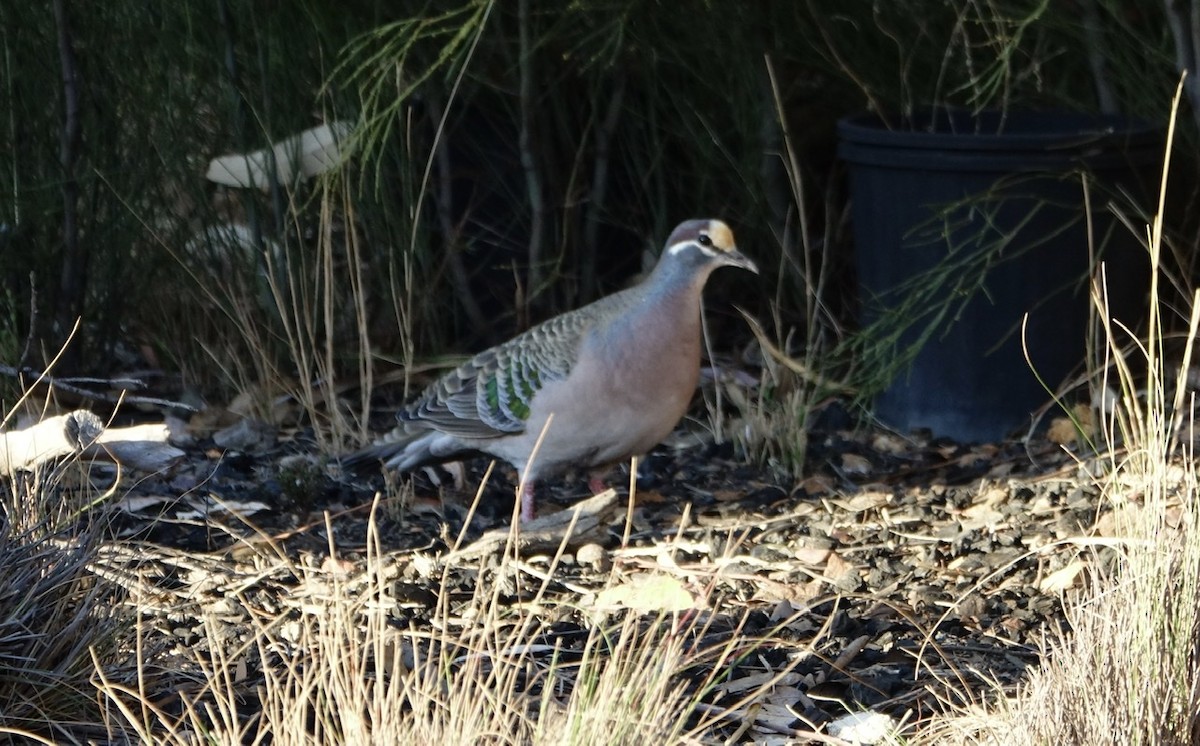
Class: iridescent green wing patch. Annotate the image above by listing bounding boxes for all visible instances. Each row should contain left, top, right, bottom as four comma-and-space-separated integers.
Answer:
403, 292, 619, 438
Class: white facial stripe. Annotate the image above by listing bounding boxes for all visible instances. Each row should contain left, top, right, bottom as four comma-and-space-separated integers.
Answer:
667, 239, 718, 257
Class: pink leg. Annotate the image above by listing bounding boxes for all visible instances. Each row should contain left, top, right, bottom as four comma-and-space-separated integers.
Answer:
520, 481, 536, 522
588, 474, 607, 494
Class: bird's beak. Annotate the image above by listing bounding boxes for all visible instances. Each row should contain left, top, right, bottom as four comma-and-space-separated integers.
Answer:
724, 249, 759, 274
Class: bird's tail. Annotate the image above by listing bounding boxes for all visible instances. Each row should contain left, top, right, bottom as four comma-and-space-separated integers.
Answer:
341, 427, 427, 473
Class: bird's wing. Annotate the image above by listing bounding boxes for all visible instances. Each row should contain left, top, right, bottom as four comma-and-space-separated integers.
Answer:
399, 300, 607, 438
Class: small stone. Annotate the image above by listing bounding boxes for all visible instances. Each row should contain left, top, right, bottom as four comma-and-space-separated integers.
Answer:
212, 417, 276, 452
827, 710, 899, 744
575, 543, 610, 571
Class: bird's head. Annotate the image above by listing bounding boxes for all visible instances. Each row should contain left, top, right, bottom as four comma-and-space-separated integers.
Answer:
662, 218, 759, 276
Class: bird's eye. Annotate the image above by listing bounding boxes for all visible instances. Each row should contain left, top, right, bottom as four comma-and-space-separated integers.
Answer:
697, 233, 713, 247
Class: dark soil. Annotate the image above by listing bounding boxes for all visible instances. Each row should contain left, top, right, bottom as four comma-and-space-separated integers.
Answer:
85, 398, 1109, 743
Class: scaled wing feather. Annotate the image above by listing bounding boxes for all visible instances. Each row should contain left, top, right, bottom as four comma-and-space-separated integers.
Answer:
398, 303, 597, 438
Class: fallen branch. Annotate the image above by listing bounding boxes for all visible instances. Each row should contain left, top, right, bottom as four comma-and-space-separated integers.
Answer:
445, 489, 620, 563
1, 410, 102, 471
0, 410, 183, 472
86, 422, 185, 472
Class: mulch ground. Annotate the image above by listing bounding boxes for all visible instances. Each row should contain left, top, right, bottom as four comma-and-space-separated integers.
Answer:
81, 398, 1114, 743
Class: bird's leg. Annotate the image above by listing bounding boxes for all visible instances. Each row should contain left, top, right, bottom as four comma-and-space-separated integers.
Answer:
587, 473, 609, 495
520, 481, 537, 523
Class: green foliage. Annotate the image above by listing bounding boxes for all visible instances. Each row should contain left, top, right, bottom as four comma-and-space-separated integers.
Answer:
0, 0, 1195, 451
802, 0, 1179, 124
842, 173, 1100, 400
336, 0, 495, 187
336, 0, 795, 321
0, 1, 406, 379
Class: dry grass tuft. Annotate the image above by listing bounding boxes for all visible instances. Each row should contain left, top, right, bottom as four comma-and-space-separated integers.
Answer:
0, 465, 138, 744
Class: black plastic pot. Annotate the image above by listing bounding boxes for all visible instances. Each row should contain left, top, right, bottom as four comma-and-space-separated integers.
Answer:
838, 110, 1162, 442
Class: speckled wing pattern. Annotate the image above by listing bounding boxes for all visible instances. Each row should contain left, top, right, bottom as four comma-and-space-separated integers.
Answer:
398, 292, 624, 439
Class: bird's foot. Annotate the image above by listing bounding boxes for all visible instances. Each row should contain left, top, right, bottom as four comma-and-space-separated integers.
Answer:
520, 481, 537, 523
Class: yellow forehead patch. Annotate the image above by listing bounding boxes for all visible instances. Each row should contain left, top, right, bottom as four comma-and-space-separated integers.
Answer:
705, 220, 736, 252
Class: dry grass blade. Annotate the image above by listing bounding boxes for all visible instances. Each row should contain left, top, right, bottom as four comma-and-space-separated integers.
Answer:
0, 466, 139, 743
90, 490, 825, 744
737, 308, 850, 394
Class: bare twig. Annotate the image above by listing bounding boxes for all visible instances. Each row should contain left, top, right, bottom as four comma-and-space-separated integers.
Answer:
216, 0, 265, 254
517, 0, 545, 303
428, 94, 492, 340
807, 0, 888, 125
444, 489, 619, 563
0, 364, 197, 412
737, 308, 853, 393
1163, 0, 1200, 129
18, 271, 37, 369
52, 0, 85, 339
2, 37, 16, 228
765, 56, 816, 328
581, 71, 627, 301
1081, 0, 1118, 114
